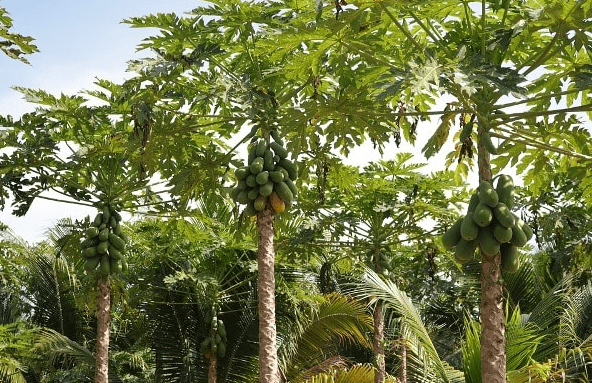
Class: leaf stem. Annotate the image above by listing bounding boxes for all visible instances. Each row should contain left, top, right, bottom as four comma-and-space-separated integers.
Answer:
380, 3, 424, 53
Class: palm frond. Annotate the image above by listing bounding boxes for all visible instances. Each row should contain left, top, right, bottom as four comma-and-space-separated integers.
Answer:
32, 327, 94, 367
345, 268, 451, 382
0, 356, 27, 383
301, 363, 398, 383
280, 292, 373, 382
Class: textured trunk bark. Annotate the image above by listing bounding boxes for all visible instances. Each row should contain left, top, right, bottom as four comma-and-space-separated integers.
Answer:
373, 301, 385, 383
257, 207, 279, 383
208, 354, 217, 383
95, 277, 110, 383
478, 127, 506, 383
398, 335, 407, 383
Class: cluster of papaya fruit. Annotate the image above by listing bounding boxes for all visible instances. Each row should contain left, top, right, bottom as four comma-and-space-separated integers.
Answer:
231, 131, 298, 215
442, 175, 533, 272
200, 306, 227, 358
81, 203, 128, 275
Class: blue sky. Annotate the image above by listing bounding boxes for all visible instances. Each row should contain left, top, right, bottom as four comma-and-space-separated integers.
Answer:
1, 0, 202, 116
0, 0, 204, 242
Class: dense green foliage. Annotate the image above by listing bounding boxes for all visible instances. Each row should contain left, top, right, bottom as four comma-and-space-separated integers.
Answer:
1, 0, 592, 382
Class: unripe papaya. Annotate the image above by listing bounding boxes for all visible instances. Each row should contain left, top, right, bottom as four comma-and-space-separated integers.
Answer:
461, 212, 479, 241
495, 174, 515, 209
455, 238, 478, 262
521, 221, 534, 241
493, 202, 515, 228
493, 222, 513, 243
259, 181, 274, 197
108, 233, 126, 251
255, 171, 269, 185
249, 157, 264, 175
255, 139, 267, 157
84, 256, 100, 272
442, 217, 463, 250
501, 243, 519, 273
263, 149, 275, 172
274, 181, 293, 204
100, 255, 111, 275
467, 193, 480, 213
479, 227, 500, 257
86, 227, 99, 239
478, 181, 499, 207
247, 187, 259, 200
254, 196, 267, 211
510, 223, 528, 247
278, 158, 298, 180
235, 166, 250, 180
270, 141, 288, 159
481, 131, 498, 155
473, 203, 493, 227
83, 246, 98, 258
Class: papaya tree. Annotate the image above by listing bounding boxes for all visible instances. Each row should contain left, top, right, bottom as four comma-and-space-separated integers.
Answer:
287, 154, 468, 382
0, 83, 188, 382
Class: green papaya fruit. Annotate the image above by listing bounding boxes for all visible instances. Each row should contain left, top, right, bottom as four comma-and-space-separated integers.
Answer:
235, 166, 250, 180
249, 157, 264, 175
100, 255, 110, 276
473, 203, 493, 227
510, 223, 528, 247
255, 171, 269, 185
501, 243, 519, 273
479, 227, 501, 257
493, 222, 513, 243
259, 181, 274, 197
255, 139, 267, 157
461, 212, 479, 241
442, 217, 463, 250
493, 202, 515, 228
84, 256, 101, 272
478, 180, 499, 207
495, 174, 515, 209
467, 193, 480, 213
481, 131, 498, 154
455, 238, 478, 262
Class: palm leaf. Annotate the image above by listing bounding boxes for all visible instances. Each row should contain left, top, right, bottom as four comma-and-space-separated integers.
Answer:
280, 292, 373, 382
346, 268, 452, 382
301, 363, 398, 383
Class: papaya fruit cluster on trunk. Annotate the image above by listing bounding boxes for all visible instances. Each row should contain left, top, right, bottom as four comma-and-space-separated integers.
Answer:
200, 305, 228, 358
442, 175, 533, 272
81, 202, 128, 275
231, 131, 298, 215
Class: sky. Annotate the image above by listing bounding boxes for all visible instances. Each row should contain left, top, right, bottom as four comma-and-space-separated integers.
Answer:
0, 0, 456, 244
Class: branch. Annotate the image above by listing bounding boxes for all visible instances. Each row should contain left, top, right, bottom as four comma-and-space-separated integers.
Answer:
380, 3, 424, 53
490, 131, 592, 161
491, 104, 592, 124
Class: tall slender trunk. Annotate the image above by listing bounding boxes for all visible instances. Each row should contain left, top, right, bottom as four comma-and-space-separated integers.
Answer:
208, 354, 217, 383
373, 301, 385, 383
257, 207, 279, 383
477, 126, 505, 383
95, 277, 110, 383
398, 334, 407, 383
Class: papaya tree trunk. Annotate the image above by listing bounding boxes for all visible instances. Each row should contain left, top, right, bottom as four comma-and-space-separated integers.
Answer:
398, 334, 407, 383
373, 301, 386, 383
477, 126, 505, 383
208, 354, 217, 383
257, 206, 279, 383
95, 277, 110, 383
